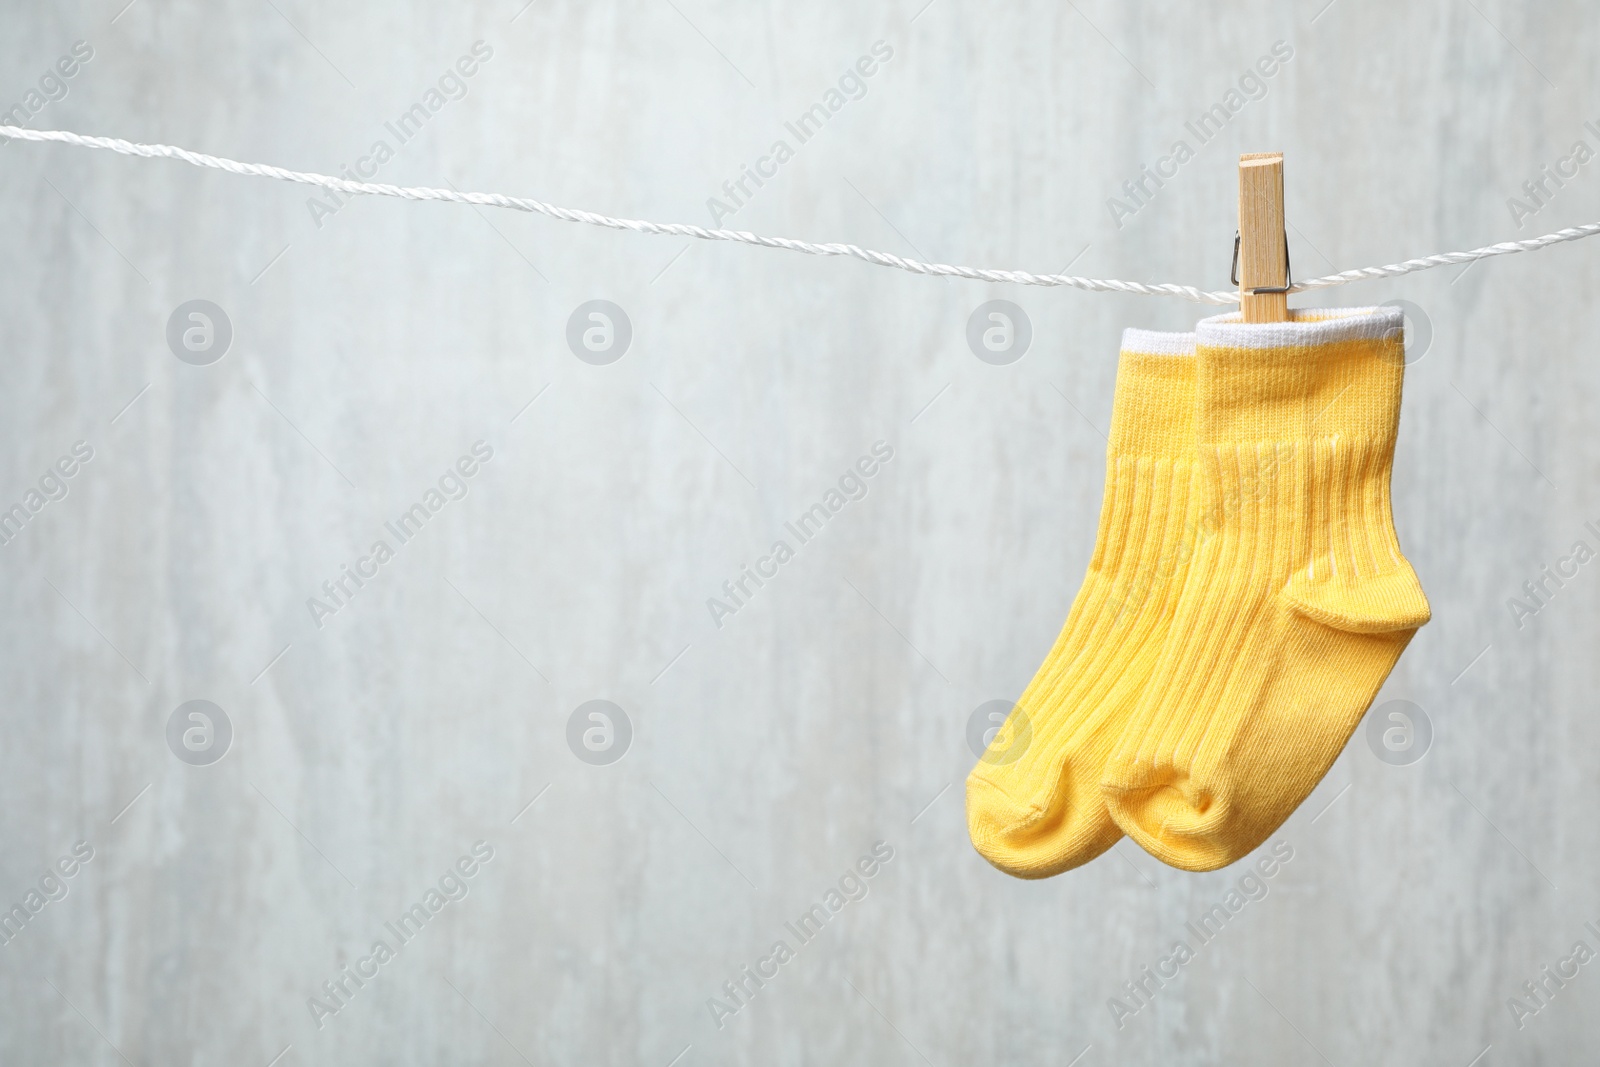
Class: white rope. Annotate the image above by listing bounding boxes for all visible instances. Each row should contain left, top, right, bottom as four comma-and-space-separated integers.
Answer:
5, 124, 1599, 304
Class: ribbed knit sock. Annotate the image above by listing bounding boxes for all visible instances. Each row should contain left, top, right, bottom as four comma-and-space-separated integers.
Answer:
967, 330, 1199, 878
1100, 306, 1430, 872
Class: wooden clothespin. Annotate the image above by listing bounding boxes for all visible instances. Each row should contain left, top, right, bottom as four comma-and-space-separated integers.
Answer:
1236, 152, 1290, 323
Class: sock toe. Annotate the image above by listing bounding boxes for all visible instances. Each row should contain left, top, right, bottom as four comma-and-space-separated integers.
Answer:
967, 764, 1121, 878
1102, 765, 1237, 872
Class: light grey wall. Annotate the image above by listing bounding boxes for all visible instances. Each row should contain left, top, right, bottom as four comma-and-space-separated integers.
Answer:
2, 1, 1597, 1063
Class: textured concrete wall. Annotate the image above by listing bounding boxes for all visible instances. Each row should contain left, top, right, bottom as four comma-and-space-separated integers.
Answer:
1, 1, 1598, 1063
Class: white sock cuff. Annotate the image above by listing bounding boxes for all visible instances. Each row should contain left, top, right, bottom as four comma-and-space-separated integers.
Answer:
1195, 305, 1403, 350
1121, 328, 1196, 356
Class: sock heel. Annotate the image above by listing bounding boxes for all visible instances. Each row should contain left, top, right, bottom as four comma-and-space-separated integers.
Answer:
1281, 564, 1430, 635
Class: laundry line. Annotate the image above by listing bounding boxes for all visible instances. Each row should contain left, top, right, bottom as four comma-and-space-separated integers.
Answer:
4, 124, 1598, 304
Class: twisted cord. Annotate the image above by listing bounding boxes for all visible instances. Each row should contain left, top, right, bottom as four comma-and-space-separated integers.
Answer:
5, 124, 1596, 304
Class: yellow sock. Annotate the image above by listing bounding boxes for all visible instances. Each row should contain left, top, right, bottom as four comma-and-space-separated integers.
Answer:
1101, 306, 1431, 872
967, 329, 1198, 878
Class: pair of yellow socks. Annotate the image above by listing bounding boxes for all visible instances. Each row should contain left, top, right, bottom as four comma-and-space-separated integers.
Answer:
967, 306, 1430, 875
